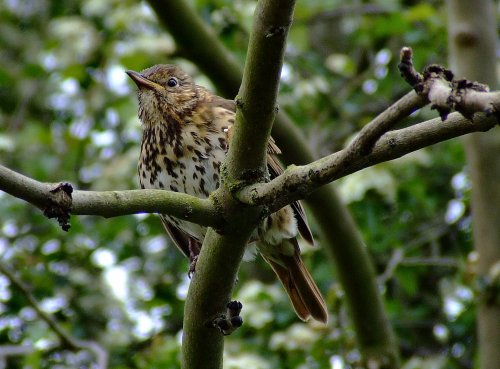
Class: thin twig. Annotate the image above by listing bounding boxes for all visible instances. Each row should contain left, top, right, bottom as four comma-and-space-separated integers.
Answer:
0, 261, 108, 369
377, 223, 458, 284
399, 47, 500, 120
377, 249, 405, 285
400, 257, 459, 268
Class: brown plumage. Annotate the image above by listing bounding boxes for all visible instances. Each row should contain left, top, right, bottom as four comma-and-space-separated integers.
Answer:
127, 64, 327, 323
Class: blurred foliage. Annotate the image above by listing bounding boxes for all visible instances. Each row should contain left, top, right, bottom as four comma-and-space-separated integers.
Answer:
0, 0, 493, 368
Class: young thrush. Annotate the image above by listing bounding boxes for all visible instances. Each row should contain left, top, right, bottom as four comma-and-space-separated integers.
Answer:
127, 64, 327, 323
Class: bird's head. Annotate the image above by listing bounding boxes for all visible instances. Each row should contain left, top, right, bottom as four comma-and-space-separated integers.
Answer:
126, 64, 198, 127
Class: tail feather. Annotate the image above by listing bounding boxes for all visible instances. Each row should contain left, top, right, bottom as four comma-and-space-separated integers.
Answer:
263, 247, 328, 323
265, 257, 312, 321
288, 254, 328, 323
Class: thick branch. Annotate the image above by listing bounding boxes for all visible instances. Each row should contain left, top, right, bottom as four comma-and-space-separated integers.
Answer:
0, 165, 221, 229
238, 64, 500, 211
225, 0, 295, 177
140, 1, 400, 365
72, 190, 219, 227
180, 1, 296, 369
240, 109, 498, 212
182, 226, 253, 369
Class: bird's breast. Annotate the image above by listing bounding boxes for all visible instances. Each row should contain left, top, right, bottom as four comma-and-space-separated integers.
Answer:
139, 126, 227, 199
138, 126, 226, 242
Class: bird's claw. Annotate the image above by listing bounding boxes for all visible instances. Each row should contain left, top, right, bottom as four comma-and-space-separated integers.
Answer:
187, 239, 201, 278
188, 255, 198, 278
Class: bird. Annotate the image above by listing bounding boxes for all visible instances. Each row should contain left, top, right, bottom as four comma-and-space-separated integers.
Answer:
126, 64, 327, 323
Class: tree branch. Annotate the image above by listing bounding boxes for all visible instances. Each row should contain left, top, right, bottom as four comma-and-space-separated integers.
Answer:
0, 261, 108, 369
0, 165, 221, 229
181, 227, 253, 369
244, 110, 497, 212
180, 1, 296, 369
146, 3, 401, 365
399, 47, 500, 120
238, 72, 500, 213
226, 0, 294, 179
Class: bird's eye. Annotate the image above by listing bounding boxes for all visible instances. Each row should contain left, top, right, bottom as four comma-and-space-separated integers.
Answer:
167, 78, 178, 87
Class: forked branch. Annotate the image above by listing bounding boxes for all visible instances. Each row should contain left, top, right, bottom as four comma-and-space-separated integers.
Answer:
236, 47, 499, 212
0, 49, 498, 234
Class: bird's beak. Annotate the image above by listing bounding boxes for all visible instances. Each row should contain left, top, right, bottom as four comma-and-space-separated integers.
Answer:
126, 70, 162, 91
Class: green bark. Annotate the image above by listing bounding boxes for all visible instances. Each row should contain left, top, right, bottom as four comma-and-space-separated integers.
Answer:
147, 1, 400, 366
181, 1, 296, 368
182, 226, 254, 369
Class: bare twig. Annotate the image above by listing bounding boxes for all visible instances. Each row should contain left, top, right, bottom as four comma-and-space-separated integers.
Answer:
400, 257, 459, 268
343, 90, 426, 156
377, 249, 405, 285
398, 46, 424, 87
0, 261, 108, 369
399, 46, 500, 120
377, 224, 458, 285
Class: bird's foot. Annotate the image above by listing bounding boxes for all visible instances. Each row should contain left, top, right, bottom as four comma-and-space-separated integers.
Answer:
188, 255, 198, 278
187, 239, 201, 278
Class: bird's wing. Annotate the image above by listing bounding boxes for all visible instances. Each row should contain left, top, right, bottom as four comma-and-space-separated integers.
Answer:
159, 215, 192, 258
212, 96, 314, 245
211, 94, 237, 112
266, 155, 314, 245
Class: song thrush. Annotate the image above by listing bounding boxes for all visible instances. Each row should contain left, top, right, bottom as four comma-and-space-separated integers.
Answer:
127, 64, 327, 323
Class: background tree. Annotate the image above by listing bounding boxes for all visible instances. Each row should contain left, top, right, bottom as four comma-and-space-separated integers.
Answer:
0, 1, 498, 369
447, 2, 500, 369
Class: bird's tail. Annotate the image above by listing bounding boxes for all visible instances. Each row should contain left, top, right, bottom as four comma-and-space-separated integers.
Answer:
262, 241, 328, 323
